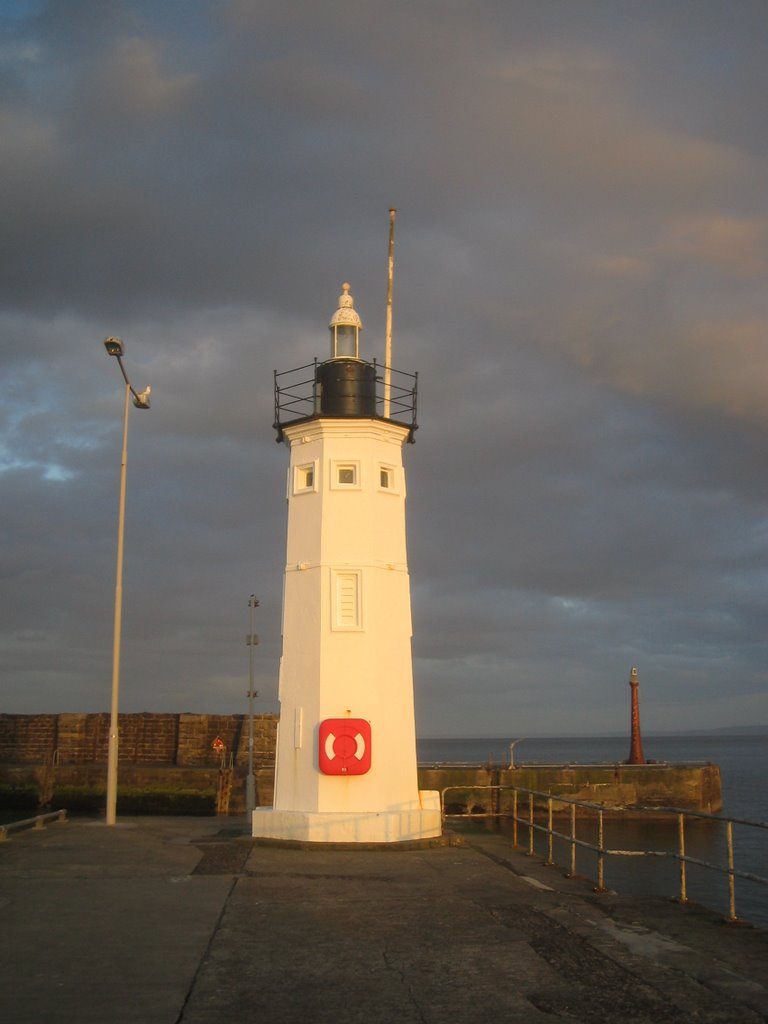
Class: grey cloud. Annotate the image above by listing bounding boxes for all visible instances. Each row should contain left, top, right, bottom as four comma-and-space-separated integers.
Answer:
1, 1, 767, 735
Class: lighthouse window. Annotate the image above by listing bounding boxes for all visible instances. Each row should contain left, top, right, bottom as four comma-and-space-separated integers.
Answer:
336, 464, 358, 486
379, 466, 392, 489
294, 462, 317, 494
330, 460, 361, 489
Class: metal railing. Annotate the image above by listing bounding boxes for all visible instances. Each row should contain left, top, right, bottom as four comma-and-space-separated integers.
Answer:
0, 809, 67, 842
273, 359, 418, 439
273, 361, 318, 427
441, 784, 768, 924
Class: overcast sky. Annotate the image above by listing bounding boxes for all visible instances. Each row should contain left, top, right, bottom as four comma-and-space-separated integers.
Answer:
2, 1, 768, 738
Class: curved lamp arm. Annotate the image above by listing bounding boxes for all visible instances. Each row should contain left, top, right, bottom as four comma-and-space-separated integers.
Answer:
103, 337, 151, 408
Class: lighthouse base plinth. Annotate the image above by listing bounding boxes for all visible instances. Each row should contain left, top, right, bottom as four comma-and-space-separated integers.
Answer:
252, 792, 442, 844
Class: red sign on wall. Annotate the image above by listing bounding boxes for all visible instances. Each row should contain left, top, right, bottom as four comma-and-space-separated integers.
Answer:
319, 719, 371, 775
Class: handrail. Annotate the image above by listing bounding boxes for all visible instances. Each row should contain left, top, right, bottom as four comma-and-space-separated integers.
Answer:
441, 783, 768, 924
420, 759, 713, 769
273, 358, 418, 441
0, 809, 67, 841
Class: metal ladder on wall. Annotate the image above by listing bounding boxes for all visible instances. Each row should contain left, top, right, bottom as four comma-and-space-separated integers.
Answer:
216, 754, 233, 815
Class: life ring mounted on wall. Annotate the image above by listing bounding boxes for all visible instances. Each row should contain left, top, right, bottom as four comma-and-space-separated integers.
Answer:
318, 718, 371, 776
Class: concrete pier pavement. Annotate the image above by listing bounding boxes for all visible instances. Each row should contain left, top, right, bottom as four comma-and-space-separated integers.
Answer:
1, 817, 767, 1024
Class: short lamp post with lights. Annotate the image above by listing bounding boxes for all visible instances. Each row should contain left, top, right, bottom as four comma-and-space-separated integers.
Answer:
103, 337, 151, 826
245, 596, 259, 817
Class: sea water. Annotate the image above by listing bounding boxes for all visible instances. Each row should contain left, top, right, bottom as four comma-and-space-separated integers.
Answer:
417, 733, 768, 928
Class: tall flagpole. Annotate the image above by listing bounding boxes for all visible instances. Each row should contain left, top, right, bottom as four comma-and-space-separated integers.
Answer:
384, 207, 396, 419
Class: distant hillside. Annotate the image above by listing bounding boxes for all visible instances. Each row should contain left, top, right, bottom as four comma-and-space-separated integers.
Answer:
699, 725, 768, 736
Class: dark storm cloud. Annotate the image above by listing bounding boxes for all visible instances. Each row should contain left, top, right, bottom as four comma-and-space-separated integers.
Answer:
1, 0, 767, 734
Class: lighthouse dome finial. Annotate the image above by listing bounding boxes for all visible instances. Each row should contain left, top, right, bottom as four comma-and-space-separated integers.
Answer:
329, 282, 363, 330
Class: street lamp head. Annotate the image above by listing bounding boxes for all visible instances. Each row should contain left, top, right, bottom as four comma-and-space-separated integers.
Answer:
133, 386, 151, 410
104, 336, 124, 357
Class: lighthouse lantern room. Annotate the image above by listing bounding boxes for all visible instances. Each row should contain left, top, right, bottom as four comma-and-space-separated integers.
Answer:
329, 282, 360, 357
252, 282, 441, 843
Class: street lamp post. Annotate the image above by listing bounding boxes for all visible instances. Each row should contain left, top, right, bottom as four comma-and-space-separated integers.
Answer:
245, 597, 259, 817
508, 738, 526, 770
104, 337, 151, 826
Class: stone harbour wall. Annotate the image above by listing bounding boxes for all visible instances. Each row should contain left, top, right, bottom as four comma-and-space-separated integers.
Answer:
0, 713, 721, 816
421, 762, 722, 816
0, 712, 277, 768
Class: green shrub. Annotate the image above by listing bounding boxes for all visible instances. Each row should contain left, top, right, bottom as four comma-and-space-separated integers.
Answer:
49, 784, 216, 815
116, 787, 215, 815
50, 785, 105, 812
0, 783, 39, 810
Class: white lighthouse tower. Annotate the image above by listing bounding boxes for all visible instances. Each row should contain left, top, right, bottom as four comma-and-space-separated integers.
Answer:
252, 283, 441, 843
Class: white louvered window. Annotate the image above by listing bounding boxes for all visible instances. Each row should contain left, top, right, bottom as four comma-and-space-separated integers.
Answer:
334, 571, 361, 629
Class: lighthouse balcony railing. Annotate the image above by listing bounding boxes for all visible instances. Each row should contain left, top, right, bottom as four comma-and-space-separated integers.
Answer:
273, 359, 418, 440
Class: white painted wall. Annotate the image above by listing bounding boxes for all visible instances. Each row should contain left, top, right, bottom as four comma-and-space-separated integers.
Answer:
273, 418, 422, 817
